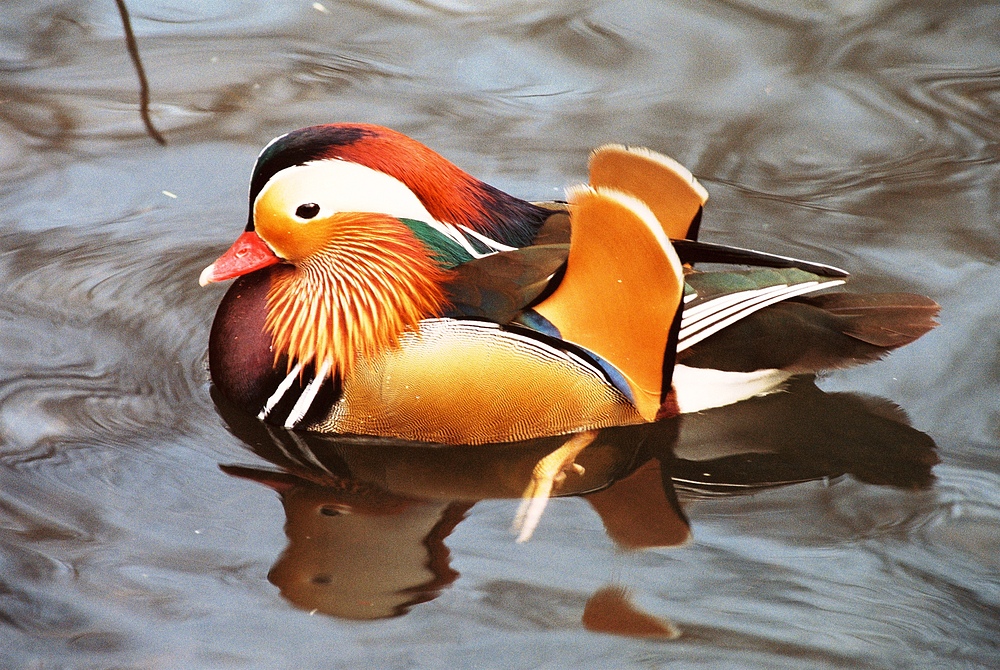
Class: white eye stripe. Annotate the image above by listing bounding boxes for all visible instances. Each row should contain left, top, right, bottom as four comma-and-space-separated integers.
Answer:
257, 160, 438, 224
256, 159, 503, 258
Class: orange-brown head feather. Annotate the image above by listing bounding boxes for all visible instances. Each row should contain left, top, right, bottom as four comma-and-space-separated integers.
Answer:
327, 125, 492, 228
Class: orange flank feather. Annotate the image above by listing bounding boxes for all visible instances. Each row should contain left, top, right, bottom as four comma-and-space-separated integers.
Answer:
262, 212, 452, 377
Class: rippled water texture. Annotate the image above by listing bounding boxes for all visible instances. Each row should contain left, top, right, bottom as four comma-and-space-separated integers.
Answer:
1, 1, 998, 668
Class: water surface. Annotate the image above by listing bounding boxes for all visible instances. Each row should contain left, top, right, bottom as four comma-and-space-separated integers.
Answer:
1, 1, 998, 668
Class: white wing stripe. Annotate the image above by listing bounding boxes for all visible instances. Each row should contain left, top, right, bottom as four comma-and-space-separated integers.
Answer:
680, 283, 817, 338
441, 223, 492, 258
682, 284, 798, 323
459, 225, 517, 252
677, 280, 845, 352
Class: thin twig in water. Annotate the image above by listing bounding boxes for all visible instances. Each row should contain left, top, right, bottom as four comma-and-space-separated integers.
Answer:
113, 0, 166, 145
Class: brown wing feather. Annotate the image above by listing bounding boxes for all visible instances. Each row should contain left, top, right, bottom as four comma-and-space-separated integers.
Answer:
800, 292, 940, 347
443, 244, 568, 322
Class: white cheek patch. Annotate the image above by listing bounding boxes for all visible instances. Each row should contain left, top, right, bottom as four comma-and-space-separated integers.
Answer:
256, 159, 493, 258
257, 160, 436, 224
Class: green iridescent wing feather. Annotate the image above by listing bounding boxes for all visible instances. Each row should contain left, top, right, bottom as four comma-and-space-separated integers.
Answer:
683, 267, 832, 305
400, 218, 475, 269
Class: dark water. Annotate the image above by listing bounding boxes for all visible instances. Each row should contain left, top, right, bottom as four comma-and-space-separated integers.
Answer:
1, 0, 998, 667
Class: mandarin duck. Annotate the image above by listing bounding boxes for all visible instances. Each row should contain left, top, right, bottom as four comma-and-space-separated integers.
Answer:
201, 124, 938, 539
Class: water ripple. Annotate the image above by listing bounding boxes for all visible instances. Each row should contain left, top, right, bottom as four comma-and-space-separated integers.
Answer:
0, 228, 218, 463
0, 0, 996, 667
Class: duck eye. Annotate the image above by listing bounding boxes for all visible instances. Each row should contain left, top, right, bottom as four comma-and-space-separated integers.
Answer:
295, 203, 320, 219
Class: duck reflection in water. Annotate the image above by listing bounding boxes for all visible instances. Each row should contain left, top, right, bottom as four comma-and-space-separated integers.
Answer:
214, 375, 937, 628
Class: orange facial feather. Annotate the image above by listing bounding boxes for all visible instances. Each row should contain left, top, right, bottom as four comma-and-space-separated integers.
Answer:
263, 212, 452, 378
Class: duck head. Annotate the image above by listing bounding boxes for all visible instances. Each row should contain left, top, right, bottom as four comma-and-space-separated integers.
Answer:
200, 163, 454, 378
242, 123, 549, 247
200, 124, 556, 377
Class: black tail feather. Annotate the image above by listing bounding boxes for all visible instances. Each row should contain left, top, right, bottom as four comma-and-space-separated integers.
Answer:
673, 239, 849, 278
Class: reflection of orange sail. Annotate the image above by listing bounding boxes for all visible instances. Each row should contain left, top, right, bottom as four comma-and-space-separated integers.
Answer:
583, 586, 680, 639
585, 459, 691, 550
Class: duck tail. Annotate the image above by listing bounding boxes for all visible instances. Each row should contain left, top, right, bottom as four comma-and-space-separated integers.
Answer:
678, 289, 940, 374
